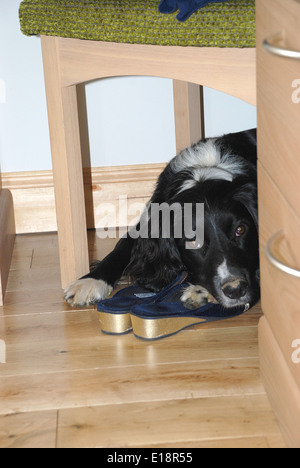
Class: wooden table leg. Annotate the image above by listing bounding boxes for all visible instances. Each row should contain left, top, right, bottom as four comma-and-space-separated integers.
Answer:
41, 36, 89, 289
173, 81, 205, 153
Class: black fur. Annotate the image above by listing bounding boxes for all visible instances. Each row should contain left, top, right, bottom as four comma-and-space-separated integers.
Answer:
81, 129, 260, 308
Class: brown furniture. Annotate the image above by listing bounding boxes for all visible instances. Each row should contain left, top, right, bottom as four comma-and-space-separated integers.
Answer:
0, 172, 15, 306
257, 0, 300, 448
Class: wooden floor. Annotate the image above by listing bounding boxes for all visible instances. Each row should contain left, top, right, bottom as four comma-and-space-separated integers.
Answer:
0, 232, 286, 448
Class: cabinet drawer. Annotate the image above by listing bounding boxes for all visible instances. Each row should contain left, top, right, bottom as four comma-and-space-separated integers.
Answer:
257, 0, 300, 217
259, 317, 300, 448
258, 163, 300, 387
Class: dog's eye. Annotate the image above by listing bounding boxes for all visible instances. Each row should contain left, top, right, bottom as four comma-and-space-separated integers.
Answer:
186, 240, 202, 250
235, 225, 246, 237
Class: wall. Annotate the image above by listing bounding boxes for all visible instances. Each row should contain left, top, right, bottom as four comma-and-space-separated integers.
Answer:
0, 0, 257, 174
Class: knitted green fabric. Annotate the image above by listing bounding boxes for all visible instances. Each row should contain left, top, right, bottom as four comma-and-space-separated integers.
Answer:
19, 0, 255, 48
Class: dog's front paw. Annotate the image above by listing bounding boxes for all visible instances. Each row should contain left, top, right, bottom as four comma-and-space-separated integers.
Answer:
64, 278, 113, 307
181, 284, 217, 310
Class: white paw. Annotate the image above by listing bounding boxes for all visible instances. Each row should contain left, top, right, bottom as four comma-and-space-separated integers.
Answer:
181, 284, 217, 310
64, 278, 112, 307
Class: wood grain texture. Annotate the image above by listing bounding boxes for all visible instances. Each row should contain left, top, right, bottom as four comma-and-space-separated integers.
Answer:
41, 36, 89, 288
0, 232, 286, 448
56, 395, 280, 448
258, 163, 300, 388
0, 189, 15, 306
2, 164, 166, 234
0, 411, 57, 449
257, 0, 300, 217
173, 81, 204, 153
0, 358, 263, 415
257, 0, 300, 448
259, 317, 300, 448
56, 37, 256, 106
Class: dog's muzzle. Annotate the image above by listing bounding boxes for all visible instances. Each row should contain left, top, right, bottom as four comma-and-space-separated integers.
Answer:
221, 278, 248, 300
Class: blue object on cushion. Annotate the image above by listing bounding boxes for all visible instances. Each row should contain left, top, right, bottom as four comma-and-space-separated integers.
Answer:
159, 0, 178, 13
159, 0, 228, 22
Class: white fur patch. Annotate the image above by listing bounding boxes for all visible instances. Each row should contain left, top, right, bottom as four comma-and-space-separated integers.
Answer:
64, 278, 112, 307
213, 259, 251, 308
178, 167, 234, 193
217, 259, 231, 282
171, 139, 246, 194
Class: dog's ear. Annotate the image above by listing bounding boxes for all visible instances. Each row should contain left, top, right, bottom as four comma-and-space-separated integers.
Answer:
125, 236, 184, 291
232, 182, 258, 231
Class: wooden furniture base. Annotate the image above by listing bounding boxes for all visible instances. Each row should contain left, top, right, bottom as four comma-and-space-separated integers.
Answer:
259, 317, 300, 447
0, 189, 15, 306
257, 0, 300, 448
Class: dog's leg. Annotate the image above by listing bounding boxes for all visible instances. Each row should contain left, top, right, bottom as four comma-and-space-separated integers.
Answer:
64, 235, 134, 307
181, 284, 217, 309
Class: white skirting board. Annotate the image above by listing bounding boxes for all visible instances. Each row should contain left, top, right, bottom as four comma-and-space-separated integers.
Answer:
1, 163, 166, 234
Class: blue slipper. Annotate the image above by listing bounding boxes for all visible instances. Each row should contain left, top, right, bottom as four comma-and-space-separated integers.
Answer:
130, 284, 249, 340
97, 271, 187, 335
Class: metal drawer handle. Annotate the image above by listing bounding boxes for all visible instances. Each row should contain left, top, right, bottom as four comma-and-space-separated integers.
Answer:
263, 32, 300, 60
265, 230, 300, 278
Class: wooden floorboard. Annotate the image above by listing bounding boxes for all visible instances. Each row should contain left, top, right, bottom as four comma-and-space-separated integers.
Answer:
56, 395, 282, 448
0, 232, 287, 448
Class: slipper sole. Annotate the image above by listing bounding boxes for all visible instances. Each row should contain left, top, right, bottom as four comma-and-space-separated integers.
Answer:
98, 310, 132, 335
131, 314, 208, 340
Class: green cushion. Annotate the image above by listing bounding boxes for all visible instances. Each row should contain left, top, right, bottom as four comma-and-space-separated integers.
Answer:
19, 0, 255, 48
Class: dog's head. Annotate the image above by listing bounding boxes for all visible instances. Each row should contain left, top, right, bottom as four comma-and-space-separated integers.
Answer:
126, 176, 260, 309
175, 179, 260, 308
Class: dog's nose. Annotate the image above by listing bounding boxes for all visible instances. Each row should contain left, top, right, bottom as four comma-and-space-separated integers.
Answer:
221, 279, 248, 300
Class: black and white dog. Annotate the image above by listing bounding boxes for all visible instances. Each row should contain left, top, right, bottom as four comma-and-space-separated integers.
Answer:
65, 129, 260, 309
